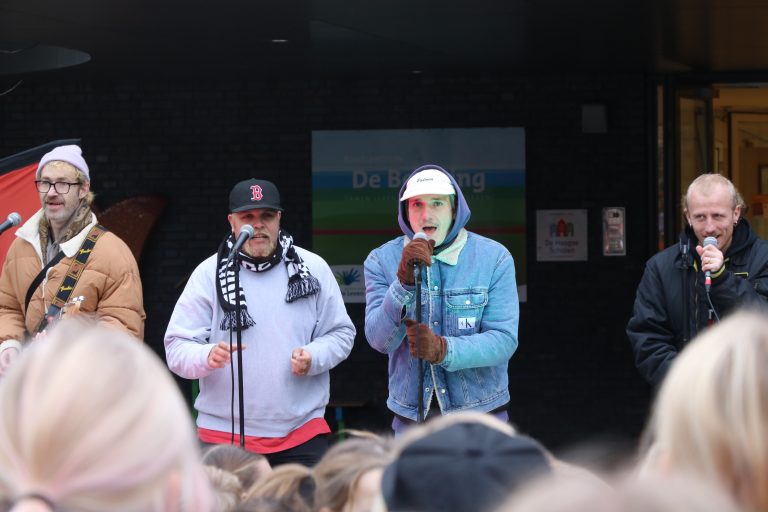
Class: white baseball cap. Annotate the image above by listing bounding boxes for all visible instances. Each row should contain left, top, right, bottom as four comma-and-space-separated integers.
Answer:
400, 168, 455, 201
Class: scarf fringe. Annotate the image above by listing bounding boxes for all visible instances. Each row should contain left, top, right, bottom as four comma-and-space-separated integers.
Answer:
220, 309, 257, 331
286, 274, 320, 303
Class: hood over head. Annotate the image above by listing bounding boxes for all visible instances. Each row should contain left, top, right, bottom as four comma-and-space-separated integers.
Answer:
397, 164, 471, 250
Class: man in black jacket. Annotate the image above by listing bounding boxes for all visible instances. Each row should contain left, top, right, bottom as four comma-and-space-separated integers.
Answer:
627, 173, 768, 386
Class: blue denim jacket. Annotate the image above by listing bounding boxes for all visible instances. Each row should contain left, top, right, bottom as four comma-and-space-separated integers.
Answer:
364, 232, 519, 421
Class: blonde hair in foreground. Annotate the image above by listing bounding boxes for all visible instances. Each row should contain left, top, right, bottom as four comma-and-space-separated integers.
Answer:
313, 431, 392, 512
497, 472, 741, 512
0, 318, 212, 511
648, 310, 768, 511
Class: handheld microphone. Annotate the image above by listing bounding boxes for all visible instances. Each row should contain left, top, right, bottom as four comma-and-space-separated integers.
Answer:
703, 236, 717, 291
412, 232, 430, 266
411, 232, 430, 285
226, 225, 255, 265
0, 213, 21, 235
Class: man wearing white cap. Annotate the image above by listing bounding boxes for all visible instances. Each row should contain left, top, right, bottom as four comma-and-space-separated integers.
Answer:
0, 144, 145, 368
364, 164, 520, 433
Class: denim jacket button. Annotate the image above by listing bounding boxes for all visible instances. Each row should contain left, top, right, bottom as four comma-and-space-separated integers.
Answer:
433, 321, 438, 326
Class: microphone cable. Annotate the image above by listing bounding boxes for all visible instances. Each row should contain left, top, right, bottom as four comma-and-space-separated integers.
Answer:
702, 236, 720, 323
229, 327, 236, 445
705, 287, 721, 323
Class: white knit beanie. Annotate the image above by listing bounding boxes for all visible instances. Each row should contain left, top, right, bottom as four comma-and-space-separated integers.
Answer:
36, 145, 90, 182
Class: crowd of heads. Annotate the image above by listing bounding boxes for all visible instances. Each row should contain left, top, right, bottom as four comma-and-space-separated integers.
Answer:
1, 292, 767, 510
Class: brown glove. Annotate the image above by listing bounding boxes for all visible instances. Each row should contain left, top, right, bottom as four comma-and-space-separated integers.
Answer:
404, 319, 447, 364
396, 238, 435, 285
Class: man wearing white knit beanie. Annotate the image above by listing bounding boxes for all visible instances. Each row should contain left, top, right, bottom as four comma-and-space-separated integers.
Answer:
0, 144, 145, 373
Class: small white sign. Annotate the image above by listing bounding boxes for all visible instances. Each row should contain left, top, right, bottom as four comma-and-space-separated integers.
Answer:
331, 265, 366, 303
536, 209, 588, 261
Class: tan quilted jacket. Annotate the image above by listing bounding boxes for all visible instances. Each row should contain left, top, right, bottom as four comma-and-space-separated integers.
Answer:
0, 210, 145, 341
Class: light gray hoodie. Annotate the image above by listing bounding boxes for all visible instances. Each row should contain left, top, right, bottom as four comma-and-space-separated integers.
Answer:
164, 246, 355, 437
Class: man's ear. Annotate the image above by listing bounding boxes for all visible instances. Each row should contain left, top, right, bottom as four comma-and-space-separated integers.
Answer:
78, 181, 91, 199
734, 205, 742, 223
227, 214, 235, 233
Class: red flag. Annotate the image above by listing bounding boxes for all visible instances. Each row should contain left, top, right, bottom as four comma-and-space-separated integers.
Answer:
0, 163, 39, 263
0, 140, 81, 269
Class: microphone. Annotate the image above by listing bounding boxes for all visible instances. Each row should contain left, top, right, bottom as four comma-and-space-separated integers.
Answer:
411, 232, 430, 282
412, 232, 430, 266
226, 225, 255, 265
703, 236, 717, 291
0, 213, 21, 235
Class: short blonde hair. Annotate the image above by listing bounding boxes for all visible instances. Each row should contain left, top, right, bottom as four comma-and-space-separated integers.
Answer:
499, 472, 741, 512
201, 444, 271, 499
242, 464, 314, 512
313, 433, 392, 512
0, 318, 212, 511
647, 310, 768, 511
682, 173, 744, 213
203, 465, 242, 512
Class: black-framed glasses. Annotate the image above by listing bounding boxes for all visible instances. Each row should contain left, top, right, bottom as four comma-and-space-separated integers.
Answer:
35, 180, 80, 194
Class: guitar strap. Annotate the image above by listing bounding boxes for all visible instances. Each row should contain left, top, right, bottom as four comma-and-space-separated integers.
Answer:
35, 224, 108, 334
24, 251, 64, 314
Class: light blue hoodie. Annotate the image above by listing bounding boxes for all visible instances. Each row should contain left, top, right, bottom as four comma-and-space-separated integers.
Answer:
364, 164, 519, 422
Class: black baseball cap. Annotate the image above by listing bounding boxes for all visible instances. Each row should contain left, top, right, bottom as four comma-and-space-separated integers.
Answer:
229, 178, 283, 212
381, 423, 552, 512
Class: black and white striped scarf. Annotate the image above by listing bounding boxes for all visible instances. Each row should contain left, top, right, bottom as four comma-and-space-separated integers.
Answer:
215, 229, 321, 331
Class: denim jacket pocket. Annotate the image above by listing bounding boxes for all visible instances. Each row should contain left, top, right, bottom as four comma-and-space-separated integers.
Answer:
445, 288, 488, 335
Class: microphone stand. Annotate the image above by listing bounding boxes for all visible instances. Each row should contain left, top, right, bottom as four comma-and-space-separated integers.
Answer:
233, 251, 246, 447
414, 263, 425, 423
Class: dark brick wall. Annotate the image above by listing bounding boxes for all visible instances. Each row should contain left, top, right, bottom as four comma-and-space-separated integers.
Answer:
0, 71, 653, 455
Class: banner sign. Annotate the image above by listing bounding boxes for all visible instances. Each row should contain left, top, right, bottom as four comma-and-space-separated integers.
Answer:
312, 128, 526, 303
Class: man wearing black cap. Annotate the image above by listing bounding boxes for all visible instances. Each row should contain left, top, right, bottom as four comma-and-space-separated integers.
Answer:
164, 178, 355, 466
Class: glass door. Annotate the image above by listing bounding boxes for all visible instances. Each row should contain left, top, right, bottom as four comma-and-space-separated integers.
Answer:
657, 80, 714, 248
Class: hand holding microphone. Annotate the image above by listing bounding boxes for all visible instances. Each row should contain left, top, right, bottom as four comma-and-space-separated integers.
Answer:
697, 236, 721, 291
226, 225, 255, 265
397, 232, 435, 285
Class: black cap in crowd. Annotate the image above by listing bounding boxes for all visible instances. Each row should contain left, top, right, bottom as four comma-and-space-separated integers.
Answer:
229, 178, 283, 213
381, 422, 552, 512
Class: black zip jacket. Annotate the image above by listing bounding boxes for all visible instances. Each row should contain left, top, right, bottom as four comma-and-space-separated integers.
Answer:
627, 218, 768, 386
